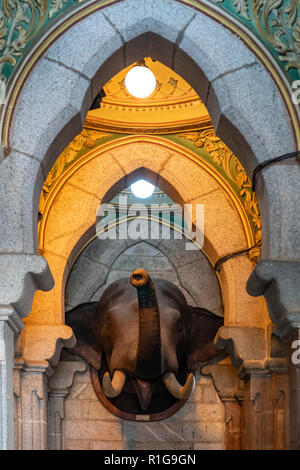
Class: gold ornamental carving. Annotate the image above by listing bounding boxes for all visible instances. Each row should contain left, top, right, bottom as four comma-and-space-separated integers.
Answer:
39, 132, 261, 264
41, 128, 111, 201
177, 129, 261, 260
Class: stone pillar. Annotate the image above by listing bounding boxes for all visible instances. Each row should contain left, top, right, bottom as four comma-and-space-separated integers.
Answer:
13, 362, 23, 450
271, 369, 289, 450
202, 361, 245, 450
0, 254, 54, 450
0, 306, 23, 450
224, 401, 244, 450
13, 325, 75, 450
48, 360, 86, 450
215, 323, 290, 449
13, 361, 51, 450
242, 371, 274, 450
288, 331, 300, 450
247, 260, 300, 450
240, 365, 289, 450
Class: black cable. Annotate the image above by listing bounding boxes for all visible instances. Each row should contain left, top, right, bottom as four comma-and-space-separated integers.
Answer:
214, 240, 262, 272
252, 150, 300, 192
214, 151, 299, 270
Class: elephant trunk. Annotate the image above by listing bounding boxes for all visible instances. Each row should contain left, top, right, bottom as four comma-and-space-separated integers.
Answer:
130, 269, 162, 379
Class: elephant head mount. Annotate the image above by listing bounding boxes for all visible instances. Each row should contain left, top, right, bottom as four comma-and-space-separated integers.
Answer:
65, 269, 227, 416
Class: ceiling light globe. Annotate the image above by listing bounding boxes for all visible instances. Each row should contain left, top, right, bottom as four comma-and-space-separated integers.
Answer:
131, 179, 155, 199
125, 66, 156, 98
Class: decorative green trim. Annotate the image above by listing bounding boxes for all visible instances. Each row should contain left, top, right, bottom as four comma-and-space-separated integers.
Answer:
212, 0, 300, 83
0, 0, 79, 89
41, 128, 122, 200
163, 131, 261, 243
40, 127, 261, 247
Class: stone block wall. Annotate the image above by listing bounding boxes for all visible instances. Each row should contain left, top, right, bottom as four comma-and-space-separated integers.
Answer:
60, 363, 225, 450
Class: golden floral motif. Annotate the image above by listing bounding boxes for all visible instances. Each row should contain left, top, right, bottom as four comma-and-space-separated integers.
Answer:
41, 129, 111, 199
178, 129, 262, 245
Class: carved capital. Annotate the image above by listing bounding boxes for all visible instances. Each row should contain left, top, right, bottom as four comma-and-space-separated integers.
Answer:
216, 326, 268, 374
0, 304, 24, 335
0, 254, 54, 320
49, 360, 86, 395
20, 325, 75, 371
202, 359, 244, 401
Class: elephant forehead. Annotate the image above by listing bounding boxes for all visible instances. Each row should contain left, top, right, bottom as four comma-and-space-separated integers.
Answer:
108, 299, 138, 320
108, 301, 181, 325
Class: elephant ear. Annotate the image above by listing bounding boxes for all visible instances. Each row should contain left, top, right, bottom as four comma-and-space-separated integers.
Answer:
187, 306, 227, 371
65, 302, 102, 370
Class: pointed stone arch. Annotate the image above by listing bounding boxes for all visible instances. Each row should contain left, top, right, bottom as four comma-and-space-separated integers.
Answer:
0, 0, 298, 449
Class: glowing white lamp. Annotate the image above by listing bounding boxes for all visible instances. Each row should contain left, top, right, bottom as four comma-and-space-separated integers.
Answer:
131, 179, 155, 199
125, 65, 156, 98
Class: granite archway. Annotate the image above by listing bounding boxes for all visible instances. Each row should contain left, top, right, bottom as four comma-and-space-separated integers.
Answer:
0, 0, 298, 450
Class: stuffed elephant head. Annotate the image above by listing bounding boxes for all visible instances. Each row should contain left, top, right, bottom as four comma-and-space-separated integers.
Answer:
65, 269, 226, 412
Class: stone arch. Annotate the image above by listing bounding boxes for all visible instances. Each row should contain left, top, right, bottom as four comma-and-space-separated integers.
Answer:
2, 0, 297, 274
26, 139, 268, 332
38, 136, 259, 257
1, 0, 298, 450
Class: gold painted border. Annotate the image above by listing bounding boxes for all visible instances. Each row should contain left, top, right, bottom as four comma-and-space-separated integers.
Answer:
84, 115, 213, 134
38, 134, 255, 253
101, 95, 201, 108
1, 0, 299, 151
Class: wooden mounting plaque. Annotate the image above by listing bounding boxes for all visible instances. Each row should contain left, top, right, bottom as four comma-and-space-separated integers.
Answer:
90, 366, 186, 422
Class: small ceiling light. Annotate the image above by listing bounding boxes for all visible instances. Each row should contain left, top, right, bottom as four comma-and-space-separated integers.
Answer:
131, 179, 155, 198
125, 60, 156, 98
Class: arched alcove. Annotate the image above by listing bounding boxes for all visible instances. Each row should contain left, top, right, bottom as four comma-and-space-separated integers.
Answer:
24, 139, 267, 332
2, 0, 297, 451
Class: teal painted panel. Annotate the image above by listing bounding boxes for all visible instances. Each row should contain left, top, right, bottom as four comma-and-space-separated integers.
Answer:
212, 0, 300, 83
0, 0, 79, 85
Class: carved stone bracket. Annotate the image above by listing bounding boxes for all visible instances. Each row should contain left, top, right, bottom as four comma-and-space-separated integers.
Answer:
247, 261, 300, 339
202, 359, 244, 402
19, 325, 75, 370
215, 325, 269, 376
0, 255, 54, 319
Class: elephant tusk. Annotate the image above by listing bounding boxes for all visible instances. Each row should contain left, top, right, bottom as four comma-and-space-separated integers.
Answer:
163, 372, 195, 400
102, 370, 126, 398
